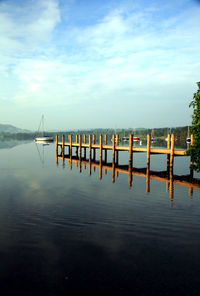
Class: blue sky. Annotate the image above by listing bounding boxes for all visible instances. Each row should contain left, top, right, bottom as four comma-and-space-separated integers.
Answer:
0, 0, 200, 130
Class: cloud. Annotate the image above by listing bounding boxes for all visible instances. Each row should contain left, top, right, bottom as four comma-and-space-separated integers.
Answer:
0, 0, 199, 128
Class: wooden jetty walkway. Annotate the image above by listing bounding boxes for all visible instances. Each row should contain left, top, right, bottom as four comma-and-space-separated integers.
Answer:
56, 133, 194, 174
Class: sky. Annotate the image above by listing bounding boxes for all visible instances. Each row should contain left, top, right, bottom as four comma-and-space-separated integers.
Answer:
0, 0, 200, 131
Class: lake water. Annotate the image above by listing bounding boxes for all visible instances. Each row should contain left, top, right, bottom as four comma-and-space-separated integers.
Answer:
0, 140, 200, 296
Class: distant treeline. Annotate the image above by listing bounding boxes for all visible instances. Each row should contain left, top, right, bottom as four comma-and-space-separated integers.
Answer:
0, 126, 190, 142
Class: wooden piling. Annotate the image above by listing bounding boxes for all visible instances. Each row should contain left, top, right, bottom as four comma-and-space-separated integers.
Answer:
190, 134, 194, 178
84, 134, 86, 159
112, 134, 115, 163
93, 134, 96, 160
167, 133, 171, 173
99, 134, 102, 161
76, 135, 78, 157
79, 134, 82, 159
104, 135, 107, 162
147, 134, 151, 167
170, 134, 175, 168
89, 134, 91, 159
129, 134, 133, 163
56, 134, 58, 154
62, 135, 65, 155
69, 135, 72, 156
116, 134, 119, 165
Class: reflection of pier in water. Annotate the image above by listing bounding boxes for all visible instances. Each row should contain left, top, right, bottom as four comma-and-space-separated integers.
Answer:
56, 153, 200, 201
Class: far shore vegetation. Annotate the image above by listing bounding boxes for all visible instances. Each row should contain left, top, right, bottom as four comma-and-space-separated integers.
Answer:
0, 126, 192, 145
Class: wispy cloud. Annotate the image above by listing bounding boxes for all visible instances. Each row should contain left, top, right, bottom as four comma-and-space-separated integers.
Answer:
0, 0, 199, 128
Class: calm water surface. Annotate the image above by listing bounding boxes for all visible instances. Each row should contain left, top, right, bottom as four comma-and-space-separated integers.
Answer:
0, 141, 200, 296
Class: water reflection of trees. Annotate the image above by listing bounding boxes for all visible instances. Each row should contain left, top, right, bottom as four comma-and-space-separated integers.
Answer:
56, 153, 200, 202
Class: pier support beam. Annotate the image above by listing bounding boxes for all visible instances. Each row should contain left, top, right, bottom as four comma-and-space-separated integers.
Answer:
170, 134, 175, 169
112, 134, 115, 164
84, 135, 86, 159
104, 135, 107, 163
147, 134, 151, 167
167, 133, 171, 174
116, 134, 119, 165
62, 135, 65, 156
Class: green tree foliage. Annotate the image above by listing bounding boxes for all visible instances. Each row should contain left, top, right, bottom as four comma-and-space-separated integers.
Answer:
187, 82, 200, 172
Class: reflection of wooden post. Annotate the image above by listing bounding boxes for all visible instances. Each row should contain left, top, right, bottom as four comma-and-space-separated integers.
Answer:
112, 134, 115, 164
89, 135, 91, 159
104, 168, 107, 175
170, 134, 175, 168
190, 134, 194, 178
128, 134, 133, 188
167, 133, 171, 173
79, 135, 82, 159
56, 153, 58, 166
147, 134, 151, 167
189, 186, 193, 197
116, 134, 119, 165
93, 134, 96, 160
166, 181, 170, 192
84, 135, 86, 159
104, 135, 107, 162
62, 135, 65, 156
79, 159, 82, 173
146, 164, 150, 193
169, 167, 174, 200
76, 135, 78, 157
112, 160, 115, 183
99, 159, 102, 180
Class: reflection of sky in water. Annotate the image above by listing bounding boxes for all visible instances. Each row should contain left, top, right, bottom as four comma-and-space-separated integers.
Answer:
0, 141, 200, 295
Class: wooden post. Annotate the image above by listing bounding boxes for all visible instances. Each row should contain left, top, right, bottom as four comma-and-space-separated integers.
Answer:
167, 133, 171, 173
99, 134, 102, 161
129, 134, 133, 163
112, 134, 115, 164
56, 134, 58, 155
89, 134, 91, 159
147, 134, 151, 167
69, 134, 72, 156
104, 134, 107, 144
116, 134, 119, 165
62, 134, 65, 156
84, 134, 86, 159
79, 134, 82, 159
89, 136, 91, 176
190, 134, 194, 179
170, 134, 175, 168
93, 134, 96, 160
76, 135, 78, 157
104, 135, 107, 162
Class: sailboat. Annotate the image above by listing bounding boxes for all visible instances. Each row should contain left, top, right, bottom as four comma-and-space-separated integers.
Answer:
35, 115, 54, 143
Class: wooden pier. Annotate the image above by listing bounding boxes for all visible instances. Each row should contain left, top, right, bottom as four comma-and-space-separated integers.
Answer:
56, 133, 199, 201
56, 133, 194, 173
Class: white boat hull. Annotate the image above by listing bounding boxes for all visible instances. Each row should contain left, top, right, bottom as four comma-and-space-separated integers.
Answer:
35, 136, 54, 142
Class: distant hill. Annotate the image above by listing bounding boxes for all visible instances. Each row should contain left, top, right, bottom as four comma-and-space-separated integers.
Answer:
0, 124, 30, 134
